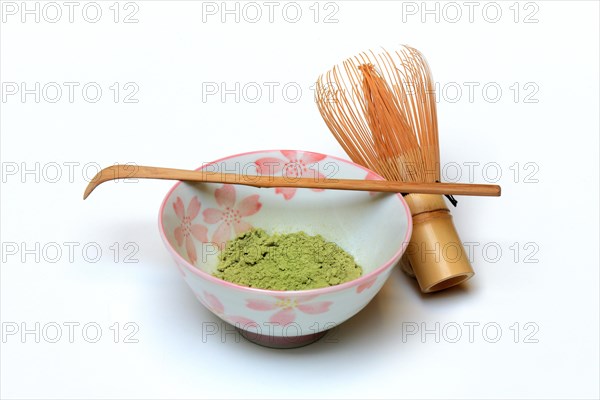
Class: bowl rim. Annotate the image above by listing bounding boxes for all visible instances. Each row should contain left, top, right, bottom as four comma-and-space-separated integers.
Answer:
158, 149, 413, 296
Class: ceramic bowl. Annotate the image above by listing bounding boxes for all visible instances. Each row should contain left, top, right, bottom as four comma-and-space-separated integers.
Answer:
159, 150, 412, 348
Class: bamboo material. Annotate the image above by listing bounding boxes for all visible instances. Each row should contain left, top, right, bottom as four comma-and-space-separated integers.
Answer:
315, 45, 497, 292
403, 194, 474, 293
83, 164, 501, 200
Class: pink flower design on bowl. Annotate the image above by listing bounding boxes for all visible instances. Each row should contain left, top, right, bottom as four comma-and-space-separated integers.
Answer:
365, 171, 382, 196
202, 184, 262, 248
246, 295, 333, 325
356, 276, 377, 293
255, 150, 327, 200
198, 290, 257, 328
173, 196, 208, 265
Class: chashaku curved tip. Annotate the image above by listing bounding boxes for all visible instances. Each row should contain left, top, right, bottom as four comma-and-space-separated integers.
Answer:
82, 165, 122, 200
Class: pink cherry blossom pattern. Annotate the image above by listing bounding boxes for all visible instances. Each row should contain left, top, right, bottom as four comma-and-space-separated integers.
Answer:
365, 171, 382, 197
201, 290, 225, 315
196, 290, 257, 328
255, 150, 327, 200
246, 295, 333, 325
202, 184, 262, 248
173, 196, 209, 265
356, 276, 377, 293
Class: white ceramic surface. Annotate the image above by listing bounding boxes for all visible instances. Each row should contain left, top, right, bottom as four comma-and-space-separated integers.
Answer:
159, 150, 412, 341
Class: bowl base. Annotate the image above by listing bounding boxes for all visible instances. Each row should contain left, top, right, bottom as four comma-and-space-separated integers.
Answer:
237, 328, 329, 349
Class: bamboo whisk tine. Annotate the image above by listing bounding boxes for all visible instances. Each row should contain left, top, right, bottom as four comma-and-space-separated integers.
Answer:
316, 46, 440, 183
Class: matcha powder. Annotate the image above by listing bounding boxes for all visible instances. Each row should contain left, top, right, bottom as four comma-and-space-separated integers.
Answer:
214, 228, 363, 291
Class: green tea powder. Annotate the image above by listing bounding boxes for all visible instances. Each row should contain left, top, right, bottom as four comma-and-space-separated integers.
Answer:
214, 228, 363, 290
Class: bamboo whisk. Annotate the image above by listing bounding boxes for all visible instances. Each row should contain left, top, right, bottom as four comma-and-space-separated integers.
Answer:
316, 46, 477, 293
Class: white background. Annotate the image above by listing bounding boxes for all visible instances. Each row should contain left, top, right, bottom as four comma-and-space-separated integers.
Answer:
1, 1, 599, 399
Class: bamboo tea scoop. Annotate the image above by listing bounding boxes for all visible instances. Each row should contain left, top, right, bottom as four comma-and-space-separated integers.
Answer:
83, 164, 501, 200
